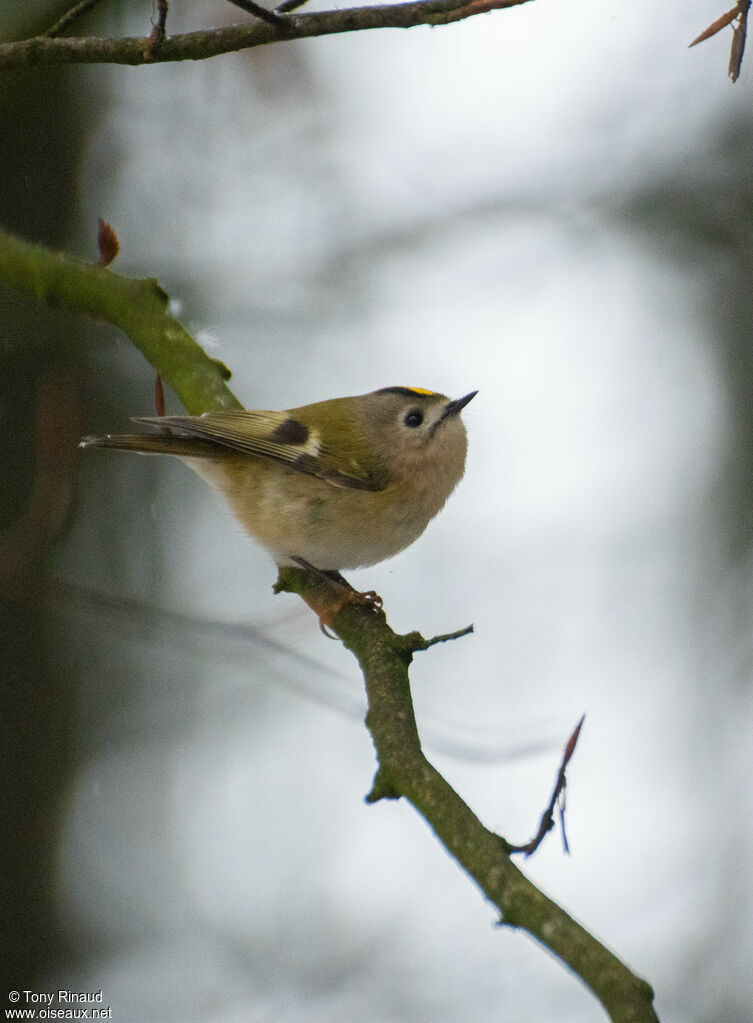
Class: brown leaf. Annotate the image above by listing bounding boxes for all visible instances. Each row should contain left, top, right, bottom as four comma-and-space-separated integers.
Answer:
729, 5, 749, 80
154, 373, 166, 417
97, 219, 120, 267
689, 6, 738, 47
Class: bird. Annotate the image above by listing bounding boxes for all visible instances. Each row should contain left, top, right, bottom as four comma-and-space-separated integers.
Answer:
81, 386, 476, 617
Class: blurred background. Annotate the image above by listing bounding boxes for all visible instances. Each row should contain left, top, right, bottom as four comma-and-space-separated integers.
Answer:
2, 0, 752, 1019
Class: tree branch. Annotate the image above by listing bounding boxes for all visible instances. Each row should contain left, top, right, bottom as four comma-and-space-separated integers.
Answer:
0, 0, 535, 71
0, 226, 240, 415
275, 568, 659, 1023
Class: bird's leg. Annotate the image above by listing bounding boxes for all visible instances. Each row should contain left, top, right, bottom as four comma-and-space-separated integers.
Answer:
290, 557, 384, 635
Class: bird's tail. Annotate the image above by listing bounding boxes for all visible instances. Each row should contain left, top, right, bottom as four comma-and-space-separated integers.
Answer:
79, 433, 221, 457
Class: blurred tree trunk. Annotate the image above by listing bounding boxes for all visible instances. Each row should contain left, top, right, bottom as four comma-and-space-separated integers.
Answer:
626, 122, 753, 560
0, 64, 89, 984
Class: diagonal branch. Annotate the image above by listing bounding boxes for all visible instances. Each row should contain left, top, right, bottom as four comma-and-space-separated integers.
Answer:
275, 568, 659, 1023
0, 0, 535, 71
0, 225, 240, 415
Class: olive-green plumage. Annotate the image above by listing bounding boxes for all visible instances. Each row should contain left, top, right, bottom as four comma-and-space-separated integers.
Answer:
81, 387, 476, 571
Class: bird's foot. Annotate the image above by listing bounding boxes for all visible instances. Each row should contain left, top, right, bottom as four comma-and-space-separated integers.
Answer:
291, 558, 384, 636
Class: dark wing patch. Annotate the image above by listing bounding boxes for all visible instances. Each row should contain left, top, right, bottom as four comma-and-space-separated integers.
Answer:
271, 418, 309, 445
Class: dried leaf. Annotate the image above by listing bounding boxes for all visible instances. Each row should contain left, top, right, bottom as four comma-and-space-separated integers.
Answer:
154, 373, 166, 417
689, 6, 738, 47
729, 5, 749, 79
97, 219, 120, 267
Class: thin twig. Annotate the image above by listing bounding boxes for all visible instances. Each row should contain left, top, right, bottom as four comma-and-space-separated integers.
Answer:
274, 0, 311, 12
42, 0, 107, 38
226, 0, 288, 26
507, 714, 585, 857
410, 624, 474, 651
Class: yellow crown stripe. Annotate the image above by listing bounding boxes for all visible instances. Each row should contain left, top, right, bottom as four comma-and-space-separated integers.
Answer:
400, 387, 437, 396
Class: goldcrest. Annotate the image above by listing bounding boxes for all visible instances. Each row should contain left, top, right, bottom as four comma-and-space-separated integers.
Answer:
81, 386, 476, 572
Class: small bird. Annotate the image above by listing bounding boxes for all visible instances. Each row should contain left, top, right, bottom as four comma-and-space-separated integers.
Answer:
81, 386, 476, 576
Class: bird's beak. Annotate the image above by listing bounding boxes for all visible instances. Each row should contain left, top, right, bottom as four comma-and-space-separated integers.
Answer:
440, 391, 478, 422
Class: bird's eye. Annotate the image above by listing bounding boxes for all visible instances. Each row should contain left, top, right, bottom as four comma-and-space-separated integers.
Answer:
404, 410, 424, 428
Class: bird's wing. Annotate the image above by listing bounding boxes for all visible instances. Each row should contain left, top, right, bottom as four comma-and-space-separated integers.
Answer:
134, 411, 385, 491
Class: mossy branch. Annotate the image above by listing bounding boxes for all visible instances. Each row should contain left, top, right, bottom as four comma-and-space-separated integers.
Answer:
2, 225, 659, 1020
0, 225, 240, 415
275, 567, 659, 1023
0, 0, 534, 71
